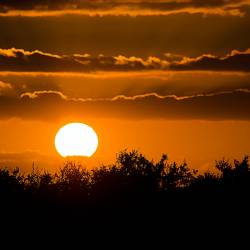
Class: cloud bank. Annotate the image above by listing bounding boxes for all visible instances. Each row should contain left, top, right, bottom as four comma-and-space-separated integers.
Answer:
0, 0, 249, 16
0, 48, 249, 73
0, 89, 250, 121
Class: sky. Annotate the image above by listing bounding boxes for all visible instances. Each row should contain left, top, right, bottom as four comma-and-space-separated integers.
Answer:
0, 0, 250, 172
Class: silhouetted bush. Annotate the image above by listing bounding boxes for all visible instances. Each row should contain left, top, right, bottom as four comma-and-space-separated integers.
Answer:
0, 150, 250, 222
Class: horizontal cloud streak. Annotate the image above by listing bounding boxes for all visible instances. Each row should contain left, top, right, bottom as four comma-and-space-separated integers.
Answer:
0, 0, 249, 16
0, 48, 249, 73
1, 89, 250, 121
171, 49, 250, 72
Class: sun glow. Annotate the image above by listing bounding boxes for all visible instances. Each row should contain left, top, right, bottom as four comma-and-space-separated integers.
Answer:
55, 123, 98, 157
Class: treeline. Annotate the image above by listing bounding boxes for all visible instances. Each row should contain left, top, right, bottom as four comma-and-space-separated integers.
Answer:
1, 149, 250, 229
1, 150, 250, 206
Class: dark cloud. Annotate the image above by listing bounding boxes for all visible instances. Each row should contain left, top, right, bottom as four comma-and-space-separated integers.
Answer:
0, 48, 165, 72
171, 50, 250, 72
0, 77, 60, 97
2, 70, 250, 101
0, 48, 250, 73
0, 0, 248, 16
1, 12, 249, 58
0, 48, 168, 72
0, 0, 243, 10
1, 89, 250, 121
0, 49, 84, 72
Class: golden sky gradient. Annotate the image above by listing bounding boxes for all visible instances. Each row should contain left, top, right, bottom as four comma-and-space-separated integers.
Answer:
0, 118, 249, 172
0, 0, 249, 171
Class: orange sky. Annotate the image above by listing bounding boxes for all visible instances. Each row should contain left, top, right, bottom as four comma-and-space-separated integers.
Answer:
0, 118, 249, 172
0, 0, 250, 172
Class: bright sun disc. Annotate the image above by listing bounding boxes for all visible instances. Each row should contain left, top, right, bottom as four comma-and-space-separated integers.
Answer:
55, 123, 98, 157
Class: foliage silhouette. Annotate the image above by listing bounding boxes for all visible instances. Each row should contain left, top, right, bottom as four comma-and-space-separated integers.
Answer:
0, 150, 250, 226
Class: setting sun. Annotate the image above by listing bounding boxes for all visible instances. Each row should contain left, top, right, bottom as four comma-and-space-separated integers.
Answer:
55, 123, 98, 158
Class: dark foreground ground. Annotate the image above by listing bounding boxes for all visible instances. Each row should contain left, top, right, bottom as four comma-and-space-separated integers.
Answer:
0, 151, 249, 241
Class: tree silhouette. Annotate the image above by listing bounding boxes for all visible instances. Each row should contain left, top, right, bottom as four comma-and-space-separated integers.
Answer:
0, 150, 250, 226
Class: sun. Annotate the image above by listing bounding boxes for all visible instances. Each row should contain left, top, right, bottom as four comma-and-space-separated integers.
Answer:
55, 123, 98, 158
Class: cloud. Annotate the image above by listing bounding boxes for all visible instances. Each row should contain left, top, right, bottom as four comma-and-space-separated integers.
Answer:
0, 89, 250, 121
0, 77, 62, 99
20, 90, 67, 100
0, 0, 249, 16
171, 49, 250, 72
0, 80, 13, 96
0, 48, 169, 72
0, 48, 84, 72
0, 80, 12, 89
0, 48, 250, 73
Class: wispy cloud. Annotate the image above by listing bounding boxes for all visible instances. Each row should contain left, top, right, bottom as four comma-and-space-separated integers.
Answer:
0, 0, 249, 16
